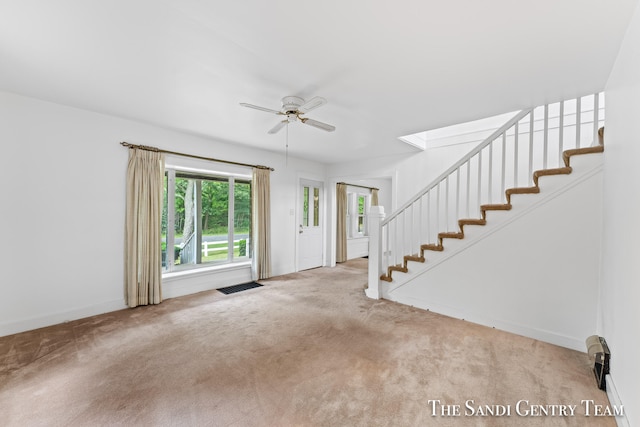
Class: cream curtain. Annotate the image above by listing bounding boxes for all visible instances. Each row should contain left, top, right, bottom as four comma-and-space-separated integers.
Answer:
336, 183, 348, 263
371, 188, 379, 206
124, 148, 165, 308
252, 167, 271, 280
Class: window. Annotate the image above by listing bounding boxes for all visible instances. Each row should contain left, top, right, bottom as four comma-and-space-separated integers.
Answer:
347, 191, 370, 237
357, 194, 366, 234
162, 168, 251, 272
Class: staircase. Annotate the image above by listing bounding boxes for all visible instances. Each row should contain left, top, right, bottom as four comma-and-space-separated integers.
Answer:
382, 142, 603, 282
374, 93, 604, 282
366, 93, 605, 350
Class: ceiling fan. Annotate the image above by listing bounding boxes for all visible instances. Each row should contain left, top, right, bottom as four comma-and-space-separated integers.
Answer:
240, 96, 336, 134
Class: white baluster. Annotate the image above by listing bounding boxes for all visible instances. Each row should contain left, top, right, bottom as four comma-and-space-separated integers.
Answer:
466, 161, 471, 217
543, 104, 549, 169
514, 121, 519, 188
400, 212, 405, 264
528, 110, 534, 184
477, 151, 482, 209
488, 141, 493, 204
445, 175, 450, 231
576, 97, 582, 148
385, 223, 390, 272
436, 182, 441, 235
456, 167, 460, 220
559, 101, 564, 164
393, 218, 398, 266
418, 196, 422, 252
593, 93, 600, 146
501, 132, 506, 201
426, 190, 431, 243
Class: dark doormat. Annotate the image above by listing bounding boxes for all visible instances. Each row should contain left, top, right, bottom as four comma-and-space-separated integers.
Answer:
217, 281, 263, 295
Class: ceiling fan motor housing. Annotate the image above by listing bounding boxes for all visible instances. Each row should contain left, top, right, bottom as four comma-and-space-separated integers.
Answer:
282, 96, 304, 113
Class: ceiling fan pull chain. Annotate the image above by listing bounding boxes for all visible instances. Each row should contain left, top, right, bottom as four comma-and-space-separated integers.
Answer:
286, 122, 289, 168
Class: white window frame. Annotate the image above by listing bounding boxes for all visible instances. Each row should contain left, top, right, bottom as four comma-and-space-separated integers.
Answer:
163, 165, 252, 274
347, 190, 371, 238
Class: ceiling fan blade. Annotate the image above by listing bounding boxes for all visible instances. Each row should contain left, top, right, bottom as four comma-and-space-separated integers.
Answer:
301, 117, 335, 132
268, 120, 288, 134
297, 96, 327, 114
240, 103, 282, 115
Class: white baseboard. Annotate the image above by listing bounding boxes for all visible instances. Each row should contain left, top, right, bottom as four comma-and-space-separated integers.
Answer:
1, 265, 253, 338
388, 294, 585, 351
606, 375, 630, 427
0, 299, 127, 337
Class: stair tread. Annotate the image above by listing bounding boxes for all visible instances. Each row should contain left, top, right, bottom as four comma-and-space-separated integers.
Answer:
535, 167, 572, 176
506, 186, 540, 194
533, 167, 573, 185
481, 204, 512, 211
439, 231, 464, 239
563, 145, 604, 166
404, 255, 425, 263
506, 187, 539, 203
459, 218, 487, 226
421, 243, 444, 252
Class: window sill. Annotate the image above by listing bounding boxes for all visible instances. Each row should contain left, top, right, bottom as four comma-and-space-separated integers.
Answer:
348, 236, 369, 240
162, 261, 251, 282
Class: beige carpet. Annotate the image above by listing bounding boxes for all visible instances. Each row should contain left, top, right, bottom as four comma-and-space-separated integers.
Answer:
0, 259, 615, 426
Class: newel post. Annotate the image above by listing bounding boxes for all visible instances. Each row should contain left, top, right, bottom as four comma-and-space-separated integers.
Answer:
366, 205, 385, 299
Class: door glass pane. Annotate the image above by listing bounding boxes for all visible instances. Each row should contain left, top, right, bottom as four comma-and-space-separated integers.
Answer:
201, 179, 229, 263
175, 177, 197, 267
313, 187, 319, 227
303, 186, 309, 227
234, 181, 251, 259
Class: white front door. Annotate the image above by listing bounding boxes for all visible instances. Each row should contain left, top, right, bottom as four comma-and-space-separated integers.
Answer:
298, 179, 323, 271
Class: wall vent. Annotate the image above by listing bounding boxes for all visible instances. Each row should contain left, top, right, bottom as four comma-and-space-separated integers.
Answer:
586, 335, 610, 390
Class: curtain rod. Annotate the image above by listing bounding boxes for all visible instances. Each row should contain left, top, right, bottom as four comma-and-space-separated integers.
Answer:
120, 142, 274, 171
337, 182, 379, 191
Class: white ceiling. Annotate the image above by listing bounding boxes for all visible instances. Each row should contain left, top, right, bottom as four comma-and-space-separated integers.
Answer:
0, 0, 637, 164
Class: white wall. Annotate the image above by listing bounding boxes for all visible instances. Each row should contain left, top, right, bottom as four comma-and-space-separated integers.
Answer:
330, 141, 480, 210
0, 91, 325, 336
601, 1, 640, 424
